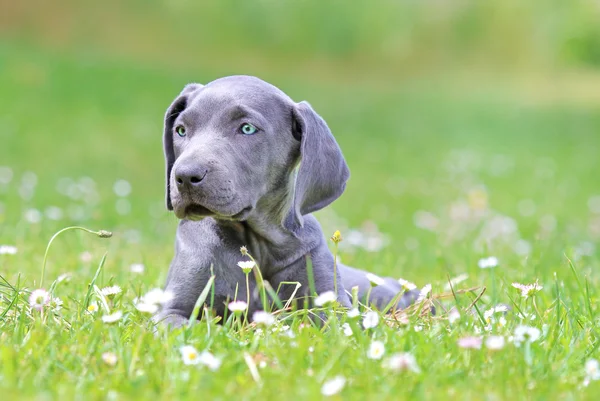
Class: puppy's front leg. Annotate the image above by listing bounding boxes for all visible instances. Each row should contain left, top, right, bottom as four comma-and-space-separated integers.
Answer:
155, 253, 213, 329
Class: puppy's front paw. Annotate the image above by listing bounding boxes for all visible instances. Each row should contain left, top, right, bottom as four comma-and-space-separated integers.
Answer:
153, 312, 189, 330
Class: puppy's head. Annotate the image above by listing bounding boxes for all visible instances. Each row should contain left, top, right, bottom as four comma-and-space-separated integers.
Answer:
163, 75, 349, 233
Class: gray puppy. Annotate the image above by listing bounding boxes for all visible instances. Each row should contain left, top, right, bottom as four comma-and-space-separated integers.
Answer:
157, 76, 418, 327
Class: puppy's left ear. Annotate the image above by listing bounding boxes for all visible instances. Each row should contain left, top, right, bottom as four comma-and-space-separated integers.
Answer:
163, 83, 203, 210
283, 101, 350, 233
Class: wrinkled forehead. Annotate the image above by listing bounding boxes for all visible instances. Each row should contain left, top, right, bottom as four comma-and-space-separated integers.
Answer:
185, 77, 293, 122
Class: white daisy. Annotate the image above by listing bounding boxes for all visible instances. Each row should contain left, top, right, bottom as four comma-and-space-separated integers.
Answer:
367, 340, 385, 360
87, 302, 99, 314
513, 325, 541, 346
478, 256, 499, 269
129, 263, 145, 274
485, 336, 506, 350
584, 359, 600, 387
512, 281, 543, 298
362, 311, 379, 329
140, 288, 174, 305
443, 273, 469, 291
346, 308, 360, 318
0, 245, 18, 255
484, 304, 509, 325
29, 289, 50, 311
458, 336, 482, 349
102, 311, 123, 324
365, 273, 385, 287
398, 278, 417, 291
416, 284, 432, 302
342, 323, 353, 337
383, 353, 420, 373
198, 350, 222, 371
80, 251, 93, 263
180, 345, 201, 365
321, 376, 346, 396
228, 300, 248, 314
135, 302, 159, 314
100, 285, 122, 297
314, 291, 337, 307
237, 260, 256, 274
252, 311, 275, 326
102, 352, 118, 366
49, 297, 63, 312
56, 273, 72, 283
448, 308, 461, 324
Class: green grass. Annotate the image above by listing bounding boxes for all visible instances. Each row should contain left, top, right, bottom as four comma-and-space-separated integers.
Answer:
2, 3, 600, 398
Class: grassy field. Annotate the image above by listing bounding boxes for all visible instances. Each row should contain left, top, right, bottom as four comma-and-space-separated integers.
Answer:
2, 2, 600, 400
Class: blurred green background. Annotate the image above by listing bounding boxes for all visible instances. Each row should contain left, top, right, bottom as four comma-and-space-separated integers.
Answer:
1, 0, 600, 286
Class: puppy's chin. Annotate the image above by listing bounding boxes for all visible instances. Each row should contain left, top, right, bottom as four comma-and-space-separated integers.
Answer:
173, 203, 253, 221
173, 204, 214, 220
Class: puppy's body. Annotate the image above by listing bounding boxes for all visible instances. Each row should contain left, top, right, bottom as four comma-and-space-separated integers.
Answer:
157, 76, 417, 327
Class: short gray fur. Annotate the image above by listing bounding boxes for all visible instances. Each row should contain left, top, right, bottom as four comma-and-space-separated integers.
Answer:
156, 75, 419, 327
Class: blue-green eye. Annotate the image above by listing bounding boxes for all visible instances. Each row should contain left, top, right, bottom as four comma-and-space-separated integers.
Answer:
175, 125, 186, 137
240, 123, 258, 135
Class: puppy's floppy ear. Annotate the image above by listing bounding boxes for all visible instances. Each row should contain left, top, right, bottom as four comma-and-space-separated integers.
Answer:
283, 101, 350, 233
164, 83, 203, 210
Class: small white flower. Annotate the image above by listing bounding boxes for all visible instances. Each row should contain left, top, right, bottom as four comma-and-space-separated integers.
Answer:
180, 345, 201, 365
102, 352, 118, 366
413, 325, 424, 332
56, 273, 72, 283
365, 273, 385, 287
135, 302, 159, 314
584, 359, 600, 387
0, 245, 18, 255
448, 308, 461, 324
362, 311, 379, 329
398, 278, 417, 291
342, 323, 353, 337
485, 336, 506, 350
478, 256, 499, 269
50, 297, 63, 312
100, 285, 122, 297
367, 340, 385, 360
228, 300, 248, 313
87, 302, 99, 314
383, 353, 420, 373
346, 308, 360, 318
252, 311, 275, 326
517, 312, 537, 321
237, 260, 256, 274
416, 284, 432, 302
140, 288, 174, 305
484, 304, 509, 325
198, 351, 222, 371
102, 311, 123, 324
29, 289, 50, 311
513, 325, 541, 346
314, 291, 337, 307
321, 376, 346, 396
80, 251, 93, 263
130, 263, 145, 274
458, 336, 482, 349
443, 273, 469, 291
512, 281, 543, 298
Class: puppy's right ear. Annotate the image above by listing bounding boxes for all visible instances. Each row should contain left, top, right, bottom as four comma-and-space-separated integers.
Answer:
163, 83, 203, 210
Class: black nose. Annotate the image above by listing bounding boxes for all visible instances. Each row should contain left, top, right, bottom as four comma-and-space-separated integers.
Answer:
174, 166, 207, 189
